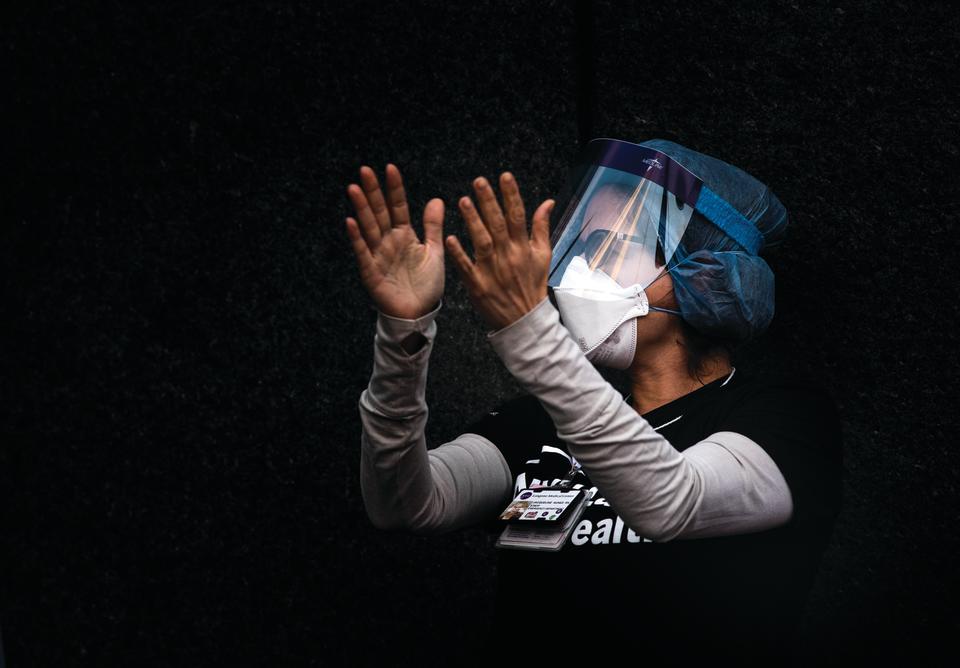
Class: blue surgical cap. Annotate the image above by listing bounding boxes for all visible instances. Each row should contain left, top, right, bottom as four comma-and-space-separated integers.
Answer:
638, 139, 788, 342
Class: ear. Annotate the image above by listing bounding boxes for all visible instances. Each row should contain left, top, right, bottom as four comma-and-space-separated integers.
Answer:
646, 270, 678, 311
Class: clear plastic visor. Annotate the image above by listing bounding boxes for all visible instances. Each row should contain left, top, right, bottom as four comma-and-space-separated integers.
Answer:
548, 161, 698, 293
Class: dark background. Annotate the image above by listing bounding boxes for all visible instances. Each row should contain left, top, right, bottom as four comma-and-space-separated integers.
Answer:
3, 1, 958, 665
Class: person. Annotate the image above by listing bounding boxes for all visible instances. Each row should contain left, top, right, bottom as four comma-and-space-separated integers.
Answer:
345, 139, 842, 664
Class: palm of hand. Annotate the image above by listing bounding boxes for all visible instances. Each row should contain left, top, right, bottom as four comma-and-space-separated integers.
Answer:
345, 164, 446, 320
366, 225, 444, 320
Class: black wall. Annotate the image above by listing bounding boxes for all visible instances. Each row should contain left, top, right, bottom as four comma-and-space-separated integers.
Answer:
4, 1, 958, 665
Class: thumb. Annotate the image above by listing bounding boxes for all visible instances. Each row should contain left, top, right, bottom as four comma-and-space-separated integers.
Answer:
422, 198, 445, 248
531, 199, 554, 250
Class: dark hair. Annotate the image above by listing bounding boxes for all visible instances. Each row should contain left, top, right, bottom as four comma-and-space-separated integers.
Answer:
677, 318, 734, 383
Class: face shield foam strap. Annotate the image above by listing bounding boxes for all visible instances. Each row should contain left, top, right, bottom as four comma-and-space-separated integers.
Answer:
693, 185, 763, 255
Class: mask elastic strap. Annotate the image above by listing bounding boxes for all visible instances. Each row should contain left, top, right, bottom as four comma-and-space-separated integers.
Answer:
645, 266, 681, 315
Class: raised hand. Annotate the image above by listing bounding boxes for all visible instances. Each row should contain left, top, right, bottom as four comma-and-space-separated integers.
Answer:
345, 164, 445, 320
445, 172, 555, 331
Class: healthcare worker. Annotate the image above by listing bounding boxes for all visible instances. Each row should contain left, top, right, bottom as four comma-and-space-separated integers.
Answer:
345, 139, 842, 664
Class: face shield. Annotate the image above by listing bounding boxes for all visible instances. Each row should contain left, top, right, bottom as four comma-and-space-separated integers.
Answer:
549, 140, 704, 367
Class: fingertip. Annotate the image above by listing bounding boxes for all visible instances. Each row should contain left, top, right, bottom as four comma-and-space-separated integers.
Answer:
445, 236, 467, 270
537, 199, 555, 216
423, 197, 443, 215
445, 235, 463, 254
345, 218, 361, 242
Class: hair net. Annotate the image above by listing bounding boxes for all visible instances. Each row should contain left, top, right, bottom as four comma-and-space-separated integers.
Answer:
638, 139, 788, 342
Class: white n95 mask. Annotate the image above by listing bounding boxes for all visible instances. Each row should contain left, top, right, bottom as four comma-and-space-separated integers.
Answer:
552, 255, 649, 370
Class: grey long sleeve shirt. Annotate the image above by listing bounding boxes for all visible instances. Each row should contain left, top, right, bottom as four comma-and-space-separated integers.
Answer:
359, 298, 792, 541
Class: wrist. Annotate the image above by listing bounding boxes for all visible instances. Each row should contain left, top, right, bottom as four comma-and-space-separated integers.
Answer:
377, 301, 443, 351
486, 295, 555, 339
479, 290, 550, 332
379, 301, 440, 321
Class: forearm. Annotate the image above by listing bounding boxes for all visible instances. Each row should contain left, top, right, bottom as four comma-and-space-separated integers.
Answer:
358, 305, 512, 534
486, 297, 791, 541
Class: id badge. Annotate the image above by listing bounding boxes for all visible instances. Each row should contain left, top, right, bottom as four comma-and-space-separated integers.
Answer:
498, 487, 586, 524
495, 487, 590, 552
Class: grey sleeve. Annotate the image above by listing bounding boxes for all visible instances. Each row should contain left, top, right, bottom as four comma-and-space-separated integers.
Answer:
486, 297, 793, 542
358, 304, 513, 534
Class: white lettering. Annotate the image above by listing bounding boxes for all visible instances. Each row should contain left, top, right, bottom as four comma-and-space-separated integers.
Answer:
572, 519, 592, 546
627, 527, 642, 544
591, 518, 614, 545
613, 517, 624, 544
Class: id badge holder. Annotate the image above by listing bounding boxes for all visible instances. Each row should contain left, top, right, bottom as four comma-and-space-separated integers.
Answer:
494, 483, 591, 552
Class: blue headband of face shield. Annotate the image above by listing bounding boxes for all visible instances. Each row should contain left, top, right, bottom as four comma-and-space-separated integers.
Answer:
547, 138, 787, 343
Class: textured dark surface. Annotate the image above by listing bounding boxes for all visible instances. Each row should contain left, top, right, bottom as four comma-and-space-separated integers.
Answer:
3, 1, 958, 665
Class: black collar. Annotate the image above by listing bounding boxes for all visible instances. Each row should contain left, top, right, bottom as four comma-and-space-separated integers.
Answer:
627, 368, 738, 428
